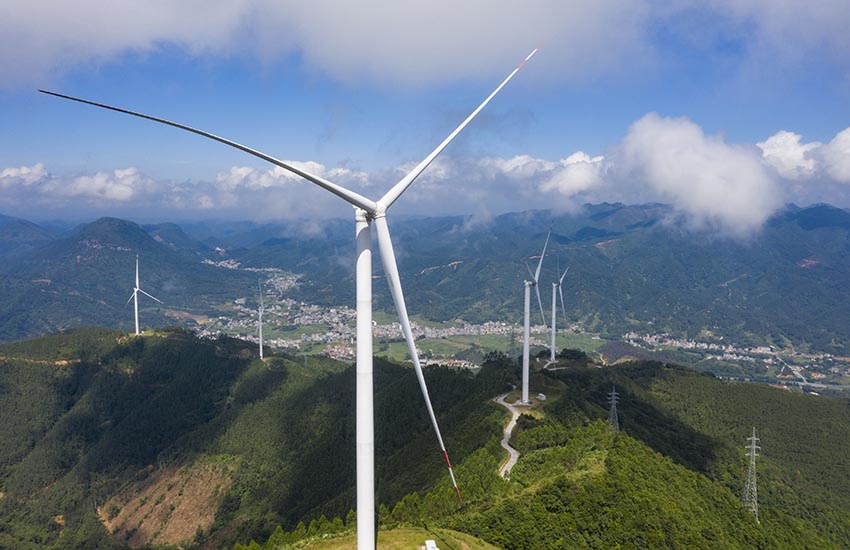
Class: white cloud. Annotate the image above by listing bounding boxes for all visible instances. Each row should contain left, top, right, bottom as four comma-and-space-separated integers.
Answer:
756, 126, 850, 185
541, 152, 605, 196
0, 163, 49, 186
757, 131, 820, 180
487, 155, 558, 180
4, 118, 850, 232
4, 1, 850, 89
63, 167, 155, 202
819, 127, 850, 183
0, 1, 651, 89
214, 163, 369, 191
3, 165, 161, 204
616, 113, 783, 236
698, 0, 850, 67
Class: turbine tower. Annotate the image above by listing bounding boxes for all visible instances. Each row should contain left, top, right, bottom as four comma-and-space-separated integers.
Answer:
126, 254, 162, 336
549, 263, 569, 363
743, 427, 760, 523
608, 385, 619, 432
258, 280, 264, 360
521, 230, 550, 404
42, 47, 538, 550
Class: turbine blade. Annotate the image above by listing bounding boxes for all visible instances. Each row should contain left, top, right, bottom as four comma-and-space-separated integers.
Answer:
137, 288, 163, 304
525, 260, 535, 280
533, 229, 550, 282
135, 255, 140, 288
379, 46, 540, 209
559, 285, 568, 328
535, 282, 546, 326
559, 265, 570, 285
373, 216, 460, 502
38, 90, 378, 214
126, 290, 136, 306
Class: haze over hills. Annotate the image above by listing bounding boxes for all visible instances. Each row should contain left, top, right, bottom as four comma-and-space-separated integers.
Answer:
1, 202, 850, 357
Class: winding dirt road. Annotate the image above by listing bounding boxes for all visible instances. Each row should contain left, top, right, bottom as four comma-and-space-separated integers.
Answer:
494, 393, 522, 479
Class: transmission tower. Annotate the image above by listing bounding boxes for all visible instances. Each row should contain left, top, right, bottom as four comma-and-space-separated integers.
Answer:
607, 385, 619, 432
743, 426, 760, 523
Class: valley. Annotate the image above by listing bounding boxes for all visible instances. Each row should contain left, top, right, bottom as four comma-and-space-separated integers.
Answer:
188, 287, 850, 392
4, 203, 850, 392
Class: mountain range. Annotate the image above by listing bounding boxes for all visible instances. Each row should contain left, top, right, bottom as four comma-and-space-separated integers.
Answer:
1, 203, 849, 356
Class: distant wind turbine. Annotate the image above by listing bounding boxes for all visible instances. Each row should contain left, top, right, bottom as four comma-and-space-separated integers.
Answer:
258, 280, 264, 360
42, 46, 538, 550
549, 262, 569, 363
126, 254, 162, 336
521, 230, 549, 404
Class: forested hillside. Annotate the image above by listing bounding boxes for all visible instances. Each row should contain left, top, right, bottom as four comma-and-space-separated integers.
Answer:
0, 217, 257, 340
238, 357, 850, 549
0, 328, 502, 549
434, 361, 850, 549
2, 329, 850, 549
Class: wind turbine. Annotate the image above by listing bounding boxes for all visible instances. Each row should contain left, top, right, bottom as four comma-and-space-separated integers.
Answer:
521, 230, 549, 404
258, 280, 264, 360
126, 254, 162, 336
42, 46, 538, 550
549, 262, 569, 364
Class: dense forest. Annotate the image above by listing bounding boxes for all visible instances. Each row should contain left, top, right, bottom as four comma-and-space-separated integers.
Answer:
0, 328, 503, 549
2, 328, 850, 548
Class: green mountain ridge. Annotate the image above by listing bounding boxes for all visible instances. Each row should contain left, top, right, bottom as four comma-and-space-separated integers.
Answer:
0, 217, 257, 340
1, 328, 849, 549
3, 203, 850, 357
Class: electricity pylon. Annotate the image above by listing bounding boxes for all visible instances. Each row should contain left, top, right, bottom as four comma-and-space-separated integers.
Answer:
743, 426, 760, 523
608, 385, 619, 432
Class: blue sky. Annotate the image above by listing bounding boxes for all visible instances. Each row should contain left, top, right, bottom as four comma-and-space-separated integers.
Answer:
2, 0, 850, 235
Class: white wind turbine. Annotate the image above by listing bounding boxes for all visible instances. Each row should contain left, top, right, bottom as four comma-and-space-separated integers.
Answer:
126, 254, 162, 336
549, 262, 569, 364
521, 230, 549, 404
42, 46, 537, 550
258, 280, 264, 360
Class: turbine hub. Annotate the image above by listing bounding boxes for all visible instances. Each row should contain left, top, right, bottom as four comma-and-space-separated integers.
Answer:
372, 200, 388, 219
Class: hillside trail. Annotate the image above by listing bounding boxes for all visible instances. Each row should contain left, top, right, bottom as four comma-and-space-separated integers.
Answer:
494, 393, 522, 479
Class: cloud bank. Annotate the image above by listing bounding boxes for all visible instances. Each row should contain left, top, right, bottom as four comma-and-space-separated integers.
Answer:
3, 0, 850, 88
758, 128, 850, 184
616, 114, 782, 236
3, 115, 850, 236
